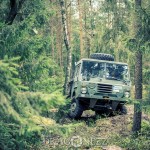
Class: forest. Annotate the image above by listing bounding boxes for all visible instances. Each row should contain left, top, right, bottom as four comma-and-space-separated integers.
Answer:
0, 0, 150, 149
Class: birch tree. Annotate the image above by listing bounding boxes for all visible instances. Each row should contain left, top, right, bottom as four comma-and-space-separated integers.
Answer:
59, 0, 72, 95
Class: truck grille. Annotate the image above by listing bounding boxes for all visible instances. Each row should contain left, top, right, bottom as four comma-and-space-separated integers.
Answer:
97, 84, 112, 94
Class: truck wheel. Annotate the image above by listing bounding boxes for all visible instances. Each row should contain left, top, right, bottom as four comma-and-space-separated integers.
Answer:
69, 98, 83, 119
90, 53, 114, 61
118, 105, 127, 115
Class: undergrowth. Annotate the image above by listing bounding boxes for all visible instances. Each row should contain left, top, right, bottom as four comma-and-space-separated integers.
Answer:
0, 89, 150, 150
0, 90, 69, 150
108, 121, 150, 150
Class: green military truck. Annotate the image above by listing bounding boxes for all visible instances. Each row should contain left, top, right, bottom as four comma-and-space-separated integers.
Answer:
68, 53, 131, 118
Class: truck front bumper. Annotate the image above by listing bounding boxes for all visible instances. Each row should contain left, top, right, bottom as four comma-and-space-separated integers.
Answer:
77, 93, 128, 102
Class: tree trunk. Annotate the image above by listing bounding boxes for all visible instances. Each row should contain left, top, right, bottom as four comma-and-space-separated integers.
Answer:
50, 27, 55, 60
56, 9, 63, 66
133, 51, 142, 132
132, 0, 142, 133
59, 0, 72, 95
6, 0, 25, 25
77, 0, 84, 58
84, 2, 89, 58
66, 0, 72, 45
113, 0, 119, 62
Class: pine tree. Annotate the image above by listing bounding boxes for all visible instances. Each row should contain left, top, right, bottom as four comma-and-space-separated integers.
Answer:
132, 0, 143, 133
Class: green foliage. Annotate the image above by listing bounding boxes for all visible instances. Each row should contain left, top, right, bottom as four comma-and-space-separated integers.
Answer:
0, 0, 63, 93
20, 55, 64, 92
0, 121, 18, 150
13, 91, 66, 117
0, 91, 22, 124
0, 90, 66, 149
55, 99, 71, 122
108, 122, 150, 150
0, 57, 25, 95
0, 121, 41, 150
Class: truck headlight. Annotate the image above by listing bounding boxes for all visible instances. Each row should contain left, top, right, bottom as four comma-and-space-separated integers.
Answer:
124, 92, 130, 98
81, 87, 87, 94
112, 85, 123, 92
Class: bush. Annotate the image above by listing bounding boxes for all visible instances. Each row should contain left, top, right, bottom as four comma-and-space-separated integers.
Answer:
0, 121, 41, 150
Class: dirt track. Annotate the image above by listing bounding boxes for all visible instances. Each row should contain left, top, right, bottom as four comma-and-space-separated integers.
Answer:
60, 105, 150, 135
82, 105, 150, 134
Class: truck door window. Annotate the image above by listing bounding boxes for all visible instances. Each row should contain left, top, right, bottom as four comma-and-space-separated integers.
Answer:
74, 64, 81, 77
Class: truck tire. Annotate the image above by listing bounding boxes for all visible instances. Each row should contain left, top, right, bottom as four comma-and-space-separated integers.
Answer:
90, 53, 114, 61
118, 105, 127, 115
69, 98, 83, 119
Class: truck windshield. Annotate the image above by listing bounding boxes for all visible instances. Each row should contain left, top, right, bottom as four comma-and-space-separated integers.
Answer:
81, 61, 129, 81
106, 63, 129, 81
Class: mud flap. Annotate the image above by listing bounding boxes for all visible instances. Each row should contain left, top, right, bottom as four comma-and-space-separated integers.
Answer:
112, 101, 119, 111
